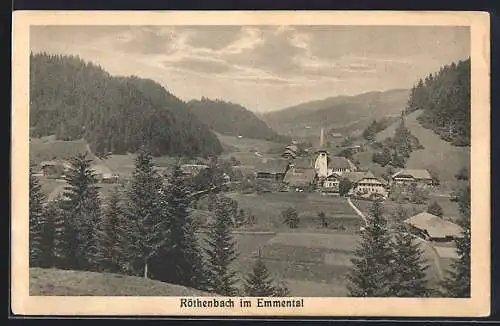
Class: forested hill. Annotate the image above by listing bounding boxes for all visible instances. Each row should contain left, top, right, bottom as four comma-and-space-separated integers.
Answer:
263, 89, 409, 136
406, 58, 471, 146
187, 98, 283, 141
29, 52, 223, 157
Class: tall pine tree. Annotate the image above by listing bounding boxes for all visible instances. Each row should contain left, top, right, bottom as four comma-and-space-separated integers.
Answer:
244, 251, 276, 296
441, 184, 471, 297
125, 148, 169, 278
29, 168, 45, 267
204, 195, 239, 295
390, 220, 430, 297
347, 201, 395, 297
151, 164, 206, 289
98, 186, 128, 273
59, 153, 102, 271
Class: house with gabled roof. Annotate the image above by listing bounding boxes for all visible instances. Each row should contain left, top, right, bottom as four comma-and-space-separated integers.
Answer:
327, 156, 357, 176
391, 169, 434, 188
404, 212, 463, 242
345, 170, 388, 198
283, 156, 315, 191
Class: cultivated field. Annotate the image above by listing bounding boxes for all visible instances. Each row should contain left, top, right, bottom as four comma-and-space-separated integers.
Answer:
226, 192, 362, 232
224, 232, 361, 296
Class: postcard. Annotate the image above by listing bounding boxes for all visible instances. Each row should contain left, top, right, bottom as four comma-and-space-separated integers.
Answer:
11, 10, 490, 317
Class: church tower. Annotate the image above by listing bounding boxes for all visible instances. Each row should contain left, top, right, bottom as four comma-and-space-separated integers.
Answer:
314, 128, 328, 179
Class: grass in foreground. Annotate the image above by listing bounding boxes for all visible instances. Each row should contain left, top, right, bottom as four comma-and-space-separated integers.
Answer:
30, 268, 211, 296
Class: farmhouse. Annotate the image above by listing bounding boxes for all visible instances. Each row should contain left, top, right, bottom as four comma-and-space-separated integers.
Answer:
345, 171, 388, 197
283, 157, 315, 191
391, 169, 434, 188
254, 158, 289, 182
404, 212, 464, 242
40, 160, 71, 179
328, 156, 357, 176
180, 164, 209, 177
322, 173, 341, 194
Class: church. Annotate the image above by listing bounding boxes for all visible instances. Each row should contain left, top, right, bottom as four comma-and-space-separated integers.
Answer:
313, 128, 356, 194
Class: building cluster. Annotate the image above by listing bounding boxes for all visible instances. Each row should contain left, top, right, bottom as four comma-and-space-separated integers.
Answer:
253, 128, 435, 199
38, 160, 119, 183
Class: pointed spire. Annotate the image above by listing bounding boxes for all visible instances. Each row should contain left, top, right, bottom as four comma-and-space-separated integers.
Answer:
320, 127, 324, 148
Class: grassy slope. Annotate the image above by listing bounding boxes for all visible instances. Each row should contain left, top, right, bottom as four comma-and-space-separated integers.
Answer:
30, 136, 100, 166
30, 268, 211, 296
226, 192, 362, 231
375, 110, 470, 186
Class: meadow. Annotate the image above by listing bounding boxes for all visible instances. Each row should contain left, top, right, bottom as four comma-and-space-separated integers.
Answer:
226, 192, 363, 232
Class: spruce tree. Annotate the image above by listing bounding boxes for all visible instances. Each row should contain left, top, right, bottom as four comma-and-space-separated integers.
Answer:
441, 184, 471, 297
98, 186, 127, 273
39, 200, 58, 268
347, 201, 395, 297
244, 253, 275, 296
59, 153, 102, 271
29, 168, 45, 267
152, 164, 205, 288
204, 195, 239, 295
125, 149, 169, 278
390, 222, 430, 297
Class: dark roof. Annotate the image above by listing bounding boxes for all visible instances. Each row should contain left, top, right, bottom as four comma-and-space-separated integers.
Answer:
392, 169, 432, 180
345, 171, 386, 185
253, 158, 289, 174
283, 169, 315, 187
292, 156, 313, 169
404, 212, 463, 238
328, 156, 355, 169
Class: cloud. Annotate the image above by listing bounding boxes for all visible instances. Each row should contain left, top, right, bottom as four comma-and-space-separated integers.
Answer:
29, 25, 470, 112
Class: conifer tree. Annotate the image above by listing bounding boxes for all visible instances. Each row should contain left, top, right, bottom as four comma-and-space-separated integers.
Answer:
29, 168, 45, 267
204, 195, 239, 295
98, 186, 128, 273
347, 201, 395, 297
244, 252, 275, 296
282, 207, 299, 229
39, 199, 58, 268
272, 279, 291, 297
441, 184, 471, 297
59, 153, 102, 271
389, 209, 430, 297
152, 164, 205, 288
125, 149, 169, 278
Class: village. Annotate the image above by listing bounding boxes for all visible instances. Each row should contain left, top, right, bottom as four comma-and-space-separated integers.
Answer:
30, 124, 464, 297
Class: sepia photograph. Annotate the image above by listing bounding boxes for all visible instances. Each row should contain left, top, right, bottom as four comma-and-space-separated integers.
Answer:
11, 11, 490, 317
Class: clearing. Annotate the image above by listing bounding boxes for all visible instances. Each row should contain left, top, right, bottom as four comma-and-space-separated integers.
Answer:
226, 192, 362, 232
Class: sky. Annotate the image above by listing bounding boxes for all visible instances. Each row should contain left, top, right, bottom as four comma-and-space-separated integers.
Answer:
30, 25, 470, 113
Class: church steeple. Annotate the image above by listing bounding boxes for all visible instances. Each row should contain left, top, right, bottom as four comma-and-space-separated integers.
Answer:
314, 127, 328, 179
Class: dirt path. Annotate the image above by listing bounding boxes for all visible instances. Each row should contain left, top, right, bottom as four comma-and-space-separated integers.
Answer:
346, 197, 367, 226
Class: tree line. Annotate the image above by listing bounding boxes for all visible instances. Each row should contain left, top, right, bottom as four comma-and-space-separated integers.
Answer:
29, 150, 288, 296
406, 58, 471, 146
372, 114, 424, 168
187, 98, 288, 142
30, 52, 223, 158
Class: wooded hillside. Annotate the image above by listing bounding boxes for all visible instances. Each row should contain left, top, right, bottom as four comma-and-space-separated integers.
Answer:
406, 58, 470, 146
30, 52, 223, 157
187, 98, 284, 141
